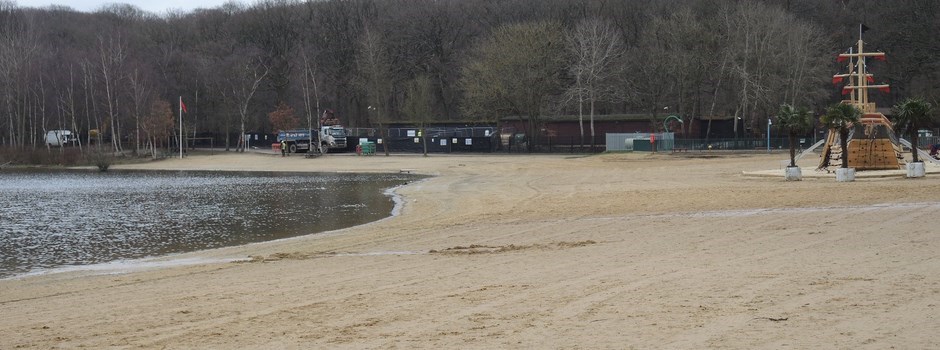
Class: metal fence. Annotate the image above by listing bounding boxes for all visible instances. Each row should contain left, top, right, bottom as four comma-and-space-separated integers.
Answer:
347, 135, 498, 153
606, 133, 675, 151
671, 137, 811, 152
185, 129, 939, 155
914, 135, 939, 148
673, 135, 940, 153
350, 127, 498, 139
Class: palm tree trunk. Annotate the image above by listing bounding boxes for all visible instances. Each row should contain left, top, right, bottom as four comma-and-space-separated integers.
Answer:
912, 132, 920, 163
788, 132, 797, 167
840, 128, 850, 168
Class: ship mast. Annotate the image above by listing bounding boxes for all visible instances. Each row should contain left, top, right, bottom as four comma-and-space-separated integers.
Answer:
819, 25, 902, 172
834, 25, 889, 114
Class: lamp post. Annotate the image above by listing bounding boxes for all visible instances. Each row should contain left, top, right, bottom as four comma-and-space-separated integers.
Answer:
663, 115, 683, 132
767, 118, 772, 153
664, 115, 683, 151
367, 105, 378, 146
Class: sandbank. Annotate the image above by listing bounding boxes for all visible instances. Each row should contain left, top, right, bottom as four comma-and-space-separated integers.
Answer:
2, 151, 939, 349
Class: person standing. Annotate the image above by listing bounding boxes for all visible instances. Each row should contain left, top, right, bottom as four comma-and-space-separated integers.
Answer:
280, 140, 287, 157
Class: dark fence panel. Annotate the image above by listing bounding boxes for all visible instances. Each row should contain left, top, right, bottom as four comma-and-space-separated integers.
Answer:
346, 135, 497, 153
183, 129, 847, 155
505, 135, 607, 153
673, 137, 814, 152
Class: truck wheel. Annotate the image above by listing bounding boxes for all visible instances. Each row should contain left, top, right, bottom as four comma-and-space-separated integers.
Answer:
320, 144, 329, 154
289, 144, 297, 153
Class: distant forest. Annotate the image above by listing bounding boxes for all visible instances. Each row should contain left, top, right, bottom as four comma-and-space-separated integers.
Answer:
1, 0, 938, 152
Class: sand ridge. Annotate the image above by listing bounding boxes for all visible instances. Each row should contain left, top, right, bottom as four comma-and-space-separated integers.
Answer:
1, 151, 939, 349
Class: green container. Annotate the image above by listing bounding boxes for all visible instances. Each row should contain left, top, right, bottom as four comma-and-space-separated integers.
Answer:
360, 142, 376, 155
633, 139, 652, 152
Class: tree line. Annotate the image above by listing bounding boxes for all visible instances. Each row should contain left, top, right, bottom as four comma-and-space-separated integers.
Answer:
1, 0, 937, 155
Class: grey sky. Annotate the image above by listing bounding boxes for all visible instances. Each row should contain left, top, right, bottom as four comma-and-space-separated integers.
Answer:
13, 0, 239, 14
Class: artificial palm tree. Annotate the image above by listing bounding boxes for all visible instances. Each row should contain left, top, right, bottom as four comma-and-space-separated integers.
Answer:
777, 104, 813, 168
892, 97, 936, 163
821, 103, 862, 169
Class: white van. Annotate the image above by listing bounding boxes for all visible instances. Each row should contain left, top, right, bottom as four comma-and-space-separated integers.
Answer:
45, 130, 76, 147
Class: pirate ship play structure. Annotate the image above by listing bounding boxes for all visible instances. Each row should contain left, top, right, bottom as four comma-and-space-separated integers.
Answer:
818, 26, 904, 171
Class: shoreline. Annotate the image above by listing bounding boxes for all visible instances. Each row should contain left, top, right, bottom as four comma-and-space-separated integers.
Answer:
1, 165, 425, 281
3, 152, 940, 348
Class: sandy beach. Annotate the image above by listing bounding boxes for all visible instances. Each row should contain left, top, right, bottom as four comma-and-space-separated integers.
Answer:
2, 151, 939, 349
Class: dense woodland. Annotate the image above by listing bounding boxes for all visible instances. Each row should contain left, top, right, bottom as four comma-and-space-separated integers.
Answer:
1, 0, 938, 155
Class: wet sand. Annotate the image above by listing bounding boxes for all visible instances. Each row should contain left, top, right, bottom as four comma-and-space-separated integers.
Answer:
2, 151, 939, 349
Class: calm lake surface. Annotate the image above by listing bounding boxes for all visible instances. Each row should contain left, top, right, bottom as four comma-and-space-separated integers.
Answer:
0, 169, 419, 278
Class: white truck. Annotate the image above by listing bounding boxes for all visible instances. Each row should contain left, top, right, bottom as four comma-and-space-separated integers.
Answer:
45, 130, 77, 147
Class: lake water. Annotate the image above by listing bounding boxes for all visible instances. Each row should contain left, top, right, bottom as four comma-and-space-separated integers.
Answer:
0, 169, 419, 279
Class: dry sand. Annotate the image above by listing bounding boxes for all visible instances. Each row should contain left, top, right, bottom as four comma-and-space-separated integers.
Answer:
2, 151, 939, 349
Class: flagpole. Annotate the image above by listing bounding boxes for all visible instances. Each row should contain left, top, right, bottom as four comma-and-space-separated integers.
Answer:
179, 96, 183, 159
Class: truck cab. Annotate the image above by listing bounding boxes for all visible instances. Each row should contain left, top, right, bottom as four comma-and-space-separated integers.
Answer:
45, 130, 76, 147
321, 126, 347, 151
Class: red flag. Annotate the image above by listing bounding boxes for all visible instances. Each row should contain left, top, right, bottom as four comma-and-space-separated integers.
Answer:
832, 76, 844, 85
181, 99, 188, 113
866, 75, 874, 83
836, 55, 848, 63
874, 55, 886, 62
842, 86, 852, 95
878, 86, 890, 94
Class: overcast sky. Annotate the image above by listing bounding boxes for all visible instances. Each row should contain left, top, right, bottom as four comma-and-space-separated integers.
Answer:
14, 0, 239, 14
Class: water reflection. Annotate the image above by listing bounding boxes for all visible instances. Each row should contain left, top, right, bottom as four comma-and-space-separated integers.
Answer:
0, 169, 418, 278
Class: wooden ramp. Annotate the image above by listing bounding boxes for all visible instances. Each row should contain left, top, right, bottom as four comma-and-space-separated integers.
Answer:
818, 129, 841, 170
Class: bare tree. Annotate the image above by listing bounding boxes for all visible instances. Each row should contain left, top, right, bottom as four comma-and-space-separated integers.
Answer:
268, 101, 299, 132
59, 64, 82, 152
226, 51, 270, 152
127, 68, 152, 155
661, 8, 709, 136
627, 17, 675, 132
403, 74, 434, 156
780, 21, 830, 107
565, 18, 625, 148
242, 0, 301, 102
0, 6, 39, 148
80, 59, 102, 148
460, 21, 567, 151
720, 2, 828, 136
141, 99, 175, 159
356, 25, 394, 156
299, 48, 321, 153
96, 34, 128, 153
